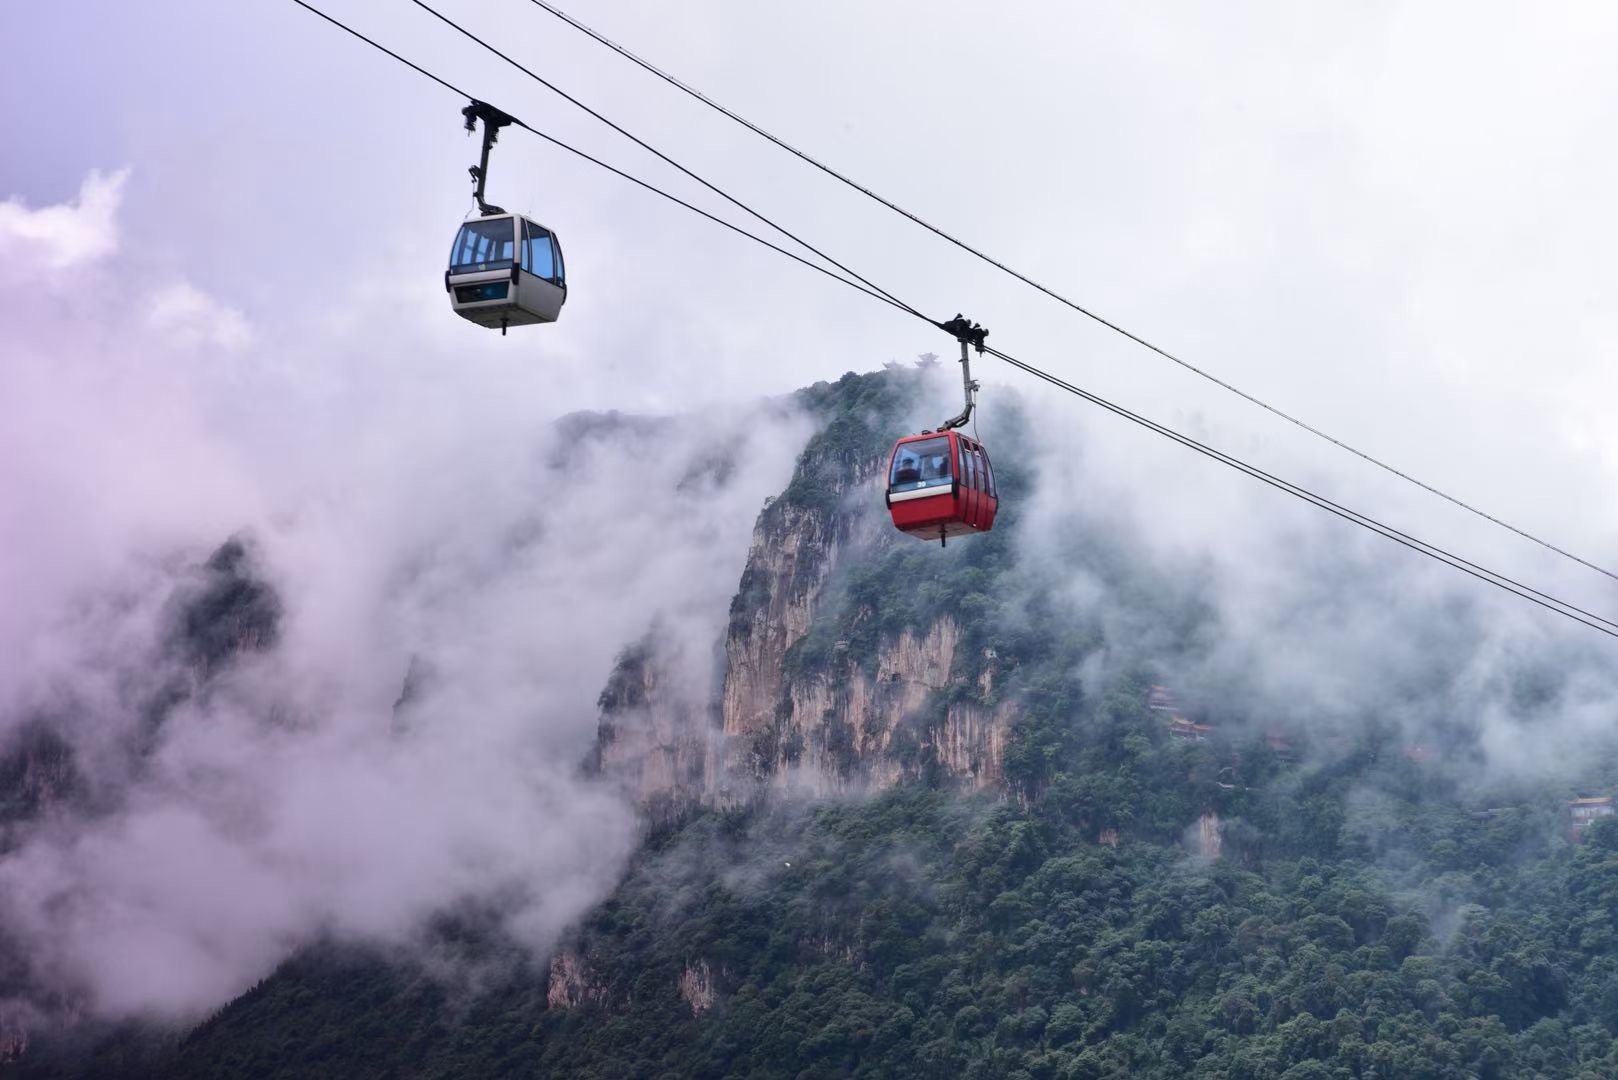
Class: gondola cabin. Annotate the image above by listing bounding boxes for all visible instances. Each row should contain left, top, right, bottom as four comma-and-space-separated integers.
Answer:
885, 431, 997, 543
446, 214, 567, 331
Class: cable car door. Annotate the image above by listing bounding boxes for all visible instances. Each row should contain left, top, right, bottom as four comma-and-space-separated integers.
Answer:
977, 446, 990, 531
961, 439, 979, 529
957, 439, 972, 528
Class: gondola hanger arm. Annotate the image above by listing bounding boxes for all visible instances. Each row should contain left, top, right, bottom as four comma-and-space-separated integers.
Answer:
935, 314, 987, 432
463, 99, 516, 216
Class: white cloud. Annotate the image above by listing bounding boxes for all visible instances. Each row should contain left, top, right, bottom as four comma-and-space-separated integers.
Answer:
0, 166, 812, 1022
0, 169, 129, 271
148, 281, 254, 350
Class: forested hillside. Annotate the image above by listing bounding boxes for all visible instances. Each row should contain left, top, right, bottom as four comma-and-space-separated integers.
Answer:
13, 368, 1618, 1080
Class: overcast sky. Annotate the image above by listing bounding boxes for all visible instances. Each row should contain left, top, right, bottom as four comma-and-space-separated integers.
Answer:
5, 0, 1618, 1024
6, 1, 1618, 561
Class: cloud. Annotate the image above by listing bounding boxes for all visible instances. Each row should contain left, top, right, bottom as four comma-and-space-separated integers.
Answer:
1007, 379, 1618, 787
148, 282, 254, 351
0, 169, 129, 271
0, 169, 811, 1025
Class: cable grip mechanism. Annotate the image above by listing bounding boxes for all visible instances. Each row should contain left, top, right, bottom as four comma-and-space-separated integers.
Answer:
463, 100, 516, 216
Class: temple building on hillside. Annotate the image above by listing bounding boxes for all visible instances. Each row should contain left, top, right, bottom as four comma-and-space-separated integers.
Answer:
1147, 684, 1217, 741
1167, 714, 1216, 741
1570, 796, 1615, 841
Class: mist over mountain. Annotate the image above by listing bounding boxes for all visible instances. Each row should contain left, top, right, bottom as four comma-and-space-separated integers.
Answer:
0, 382, 808, 1058
14, 0, 1618, 1071
7, 361, 1618, 1079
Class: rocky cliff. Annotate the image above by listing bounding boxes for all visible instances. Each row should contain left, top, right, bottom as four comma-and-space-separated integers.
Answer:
594, 368, 1023, 816
591, 627, 712, 827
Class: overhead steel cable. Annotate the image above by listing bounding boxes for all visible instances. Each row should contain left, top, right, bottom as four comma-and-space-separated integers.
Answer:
404, 0, 929, 323
285, 0, 906, 313
290, 0, 464, 96
518, 0, 1618, 589
980, 345, 1618, 639
282, 0, 1618, 641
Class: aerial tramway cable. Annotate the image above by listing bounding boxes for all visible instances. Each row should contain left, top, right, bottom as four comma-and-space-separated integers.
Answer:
283, 0, 1618, 642
516, 0, 1618, 589
287, 0, 907, 314
405, 0, 928, 323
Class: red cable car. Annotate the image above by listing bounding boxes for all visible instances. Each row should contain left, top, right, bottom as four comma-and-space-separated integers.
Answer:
886, 430, 998, 543
886, 314, 998, 545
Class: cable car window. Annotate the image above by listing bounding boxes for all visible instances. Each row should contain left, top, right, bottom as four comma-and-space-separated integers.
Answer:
890, 436, 952, 492
519, 220, 532, 273
526, 227, 556, 281
449, 218, 516, 272
982, 453, 996, 498
553, 238, 566, 286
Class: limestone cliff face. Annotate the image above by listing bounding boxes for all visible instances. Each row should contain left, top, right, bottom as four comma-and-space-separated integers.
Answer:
592, 630, 710, 826
708, 427, 1015, 801
715, 465, 885, 800
593, 370, 1018, 812
720, 500, 850, 754
546, 947, 606, 1009
677, 960, 718, 1016
1195, 811, 1223, 859
749, 618, 1011, 796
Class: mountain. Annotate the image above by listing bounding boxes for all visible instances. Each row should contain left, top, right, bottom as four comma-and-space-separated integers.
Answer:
10, 368, 1618, 1079
593, 367, 1022, 819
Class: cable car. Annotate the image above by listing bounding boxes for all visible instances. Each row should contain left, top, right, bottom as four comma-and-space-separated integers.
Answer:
886, 430, 998, 543
446, 214, 567, 331
446, 99, 566, 333
886, 315, 997, 545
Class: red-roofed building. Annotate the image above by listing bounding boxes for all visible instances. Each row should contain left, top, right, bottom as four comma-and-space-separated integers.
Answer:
1167, 714, 1216, 742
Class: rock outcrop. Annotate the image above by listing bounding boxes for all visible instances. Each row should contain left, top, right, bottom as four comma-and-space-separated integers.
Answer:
593, 369, 1018, 814
743, 617, 1011, 796
546, 948, 606, 1010
677, 960, 717, 1016
593, 628, 711, 826
1196, 811, 1223, 859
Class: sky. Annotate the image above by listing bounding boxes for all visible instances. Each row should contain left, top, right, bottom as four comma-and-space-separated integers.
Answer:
5, 0, 1618, 1026
5, 1, 1618, 537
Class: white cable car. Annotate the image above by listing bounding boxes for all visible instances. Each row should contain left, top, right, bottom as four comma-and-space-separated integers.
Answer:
446, 100, 567, 334
446, 214, 567, 331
